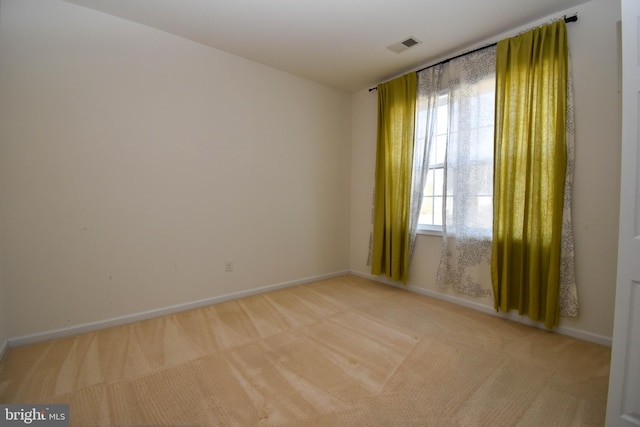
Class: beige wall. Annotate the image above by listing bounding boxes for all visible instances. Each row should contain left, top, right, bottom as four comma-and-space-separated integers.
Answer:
0, 260, 7, 354
350, 0, 621, 340
0, 0, 352, 338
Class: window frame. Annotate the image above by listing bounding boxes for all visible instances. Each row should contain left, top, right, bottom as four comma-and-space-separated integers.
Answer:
415, 77, 495, 237
416, 92, 449, 235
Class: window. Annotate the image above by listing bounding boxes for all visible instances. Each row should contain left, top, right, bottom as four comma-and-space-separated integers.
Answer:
416, 75, 495, 238
417, 93, 449, 230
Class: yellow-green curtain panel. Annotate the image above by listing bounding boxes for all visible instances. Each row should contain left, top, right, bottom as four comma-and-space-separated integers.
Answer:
371, 73, 417, 284
492, 20, 568, 328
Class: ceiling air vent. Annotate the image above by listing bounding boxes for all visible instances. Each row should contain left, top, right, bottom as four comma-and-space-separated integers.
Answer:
402, 37, 419, 48
387, 36, 422, 54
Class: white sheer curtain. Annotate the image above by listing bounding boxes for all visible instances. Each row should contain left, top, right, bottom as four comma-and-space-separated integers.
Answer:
409, 65, 443, 257
413, 47, 497, 297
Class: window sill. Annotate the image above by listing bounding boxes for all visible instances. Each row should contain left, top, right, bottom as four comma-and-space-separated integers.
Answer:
416, 227, 443, 237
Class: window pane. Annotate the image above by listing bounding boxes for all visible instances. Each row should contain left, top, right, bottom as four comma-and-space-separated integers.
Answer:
434, 135, 447, 164
424, 169, 434, 195
420, 197, 433, 225
437, 103, 448, 132
433, 196, 443, 226
433, 168, 443, 196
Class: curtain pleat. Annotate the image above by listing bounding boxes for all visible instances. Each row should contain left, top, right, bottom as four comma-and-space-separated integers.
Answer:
370, 74, 417, 284
559, 59, 579, 317
492, 20, 568, 328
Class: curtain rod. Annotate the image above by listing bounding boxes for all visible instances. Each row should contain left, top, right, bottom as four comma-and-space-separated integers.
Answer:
368, 14, 578, 92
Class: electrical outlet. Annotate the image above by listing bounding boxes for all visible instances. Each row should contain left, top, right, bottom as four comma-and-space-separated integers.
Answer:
225, 261, 233, 272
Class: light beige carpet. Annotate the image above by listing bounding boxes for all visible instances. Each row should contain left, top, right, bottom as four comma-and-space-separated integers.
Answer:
0, 275, 610, 426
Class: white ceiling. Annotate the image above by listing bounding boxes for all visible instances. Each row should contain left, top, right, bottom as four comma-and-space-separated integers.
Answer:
63, 0, 590, 93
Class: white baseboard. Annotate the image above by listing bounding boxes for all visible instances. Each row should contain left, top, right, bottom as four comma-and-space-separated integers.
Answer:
6, 269, 611, 349
350, 270, 612, 347
8, 270, 350, 348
